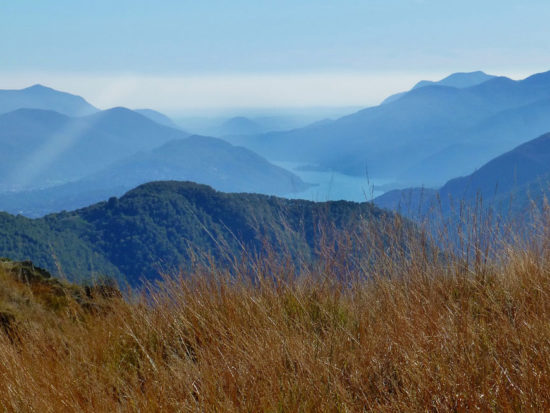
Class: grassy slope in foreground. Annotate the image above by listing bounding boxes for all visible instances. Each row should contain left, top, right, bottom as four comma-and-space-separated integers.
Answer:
0, 258, 119, 341
0, 213, 549, 410
0, 181, 392, 285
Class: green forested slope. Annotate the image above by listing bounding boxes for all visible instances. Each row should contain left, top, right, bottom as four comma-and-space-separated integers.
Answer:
0, 181, 392, 285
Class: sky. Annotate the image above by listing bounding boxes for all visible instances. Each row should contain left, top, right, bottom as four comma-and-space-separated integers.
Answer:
1, 0, 550, 113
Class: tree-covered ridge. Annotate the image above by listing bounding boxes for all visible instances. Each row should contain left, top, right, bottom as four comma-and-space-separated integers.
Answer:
0, 181, 392, 286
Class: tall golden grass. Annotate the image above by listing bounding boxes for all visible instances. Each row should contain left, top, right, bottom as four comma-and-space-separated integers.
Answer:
1, 202, 550, 412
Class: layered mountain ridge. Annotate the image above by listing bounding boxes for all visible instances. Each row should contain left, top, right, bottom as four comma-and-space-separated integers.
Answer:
374, 131, 550, 217
233, 70, 550, 186
0, 85, 310, 208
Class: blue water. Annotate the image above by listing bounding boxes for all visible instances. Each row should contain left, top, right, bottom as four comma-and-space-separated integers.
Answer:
275, 162, 389, 203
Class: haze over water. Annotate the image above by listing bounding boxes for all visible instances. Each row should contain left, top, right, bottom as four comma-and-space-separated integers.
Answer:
274, 162, 388, 203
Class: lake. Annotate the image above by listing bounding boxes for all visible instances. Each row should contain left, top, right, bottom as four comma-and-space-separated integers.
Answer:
274, 161, 390, 203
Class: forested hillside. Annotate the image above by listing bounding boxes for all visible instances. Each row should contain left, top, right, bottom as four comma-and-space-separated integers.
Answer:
0, 181, 393, 285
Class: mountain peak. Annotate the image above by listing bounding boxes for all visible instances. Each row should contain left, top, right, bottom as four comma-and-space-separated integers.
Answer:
218, 116, 262, 136
103, 106, 135, 115
381, 70, 497, 105
0, 84, 99, 117
25, 84, 53, 91
90, 107, 183, 129
412, 71, 497, 90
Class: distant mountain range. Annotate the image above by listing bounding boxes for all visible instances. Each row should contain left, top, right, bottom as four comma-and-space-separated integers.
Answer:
233, 70, 550, 186
0, 135, 310, 217
0, 107, 188, 190
5, 72, 550, 221
177, 110, 358, 139
0, 84, 98, 117
0, 83, 183, 130
0, 181, 392, 285
0, 85, 310, 209
176, 115, 290, 138
3, 74, 548, 287
374, 131, 550, 217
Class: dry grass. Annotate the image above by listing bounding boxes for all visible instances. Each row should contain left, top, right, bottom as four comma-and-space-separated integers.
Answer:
1, 210, 550, 412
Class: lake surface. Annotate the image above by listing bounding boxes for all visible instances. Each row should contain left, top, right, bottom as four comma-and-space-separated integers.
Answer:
274, 161, 390, 203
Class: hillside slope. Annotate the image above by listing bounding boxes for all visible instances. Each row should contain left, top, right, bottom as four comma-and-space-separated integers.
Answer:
438, 132, 550, 205
374, 132, 550, 216
0, 181, 393, 285
134, 109, 181, 129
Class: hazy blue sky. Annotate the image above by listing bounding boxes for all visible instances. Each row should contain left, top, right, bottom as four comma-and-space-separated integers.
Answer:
2, 0, 550, 112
